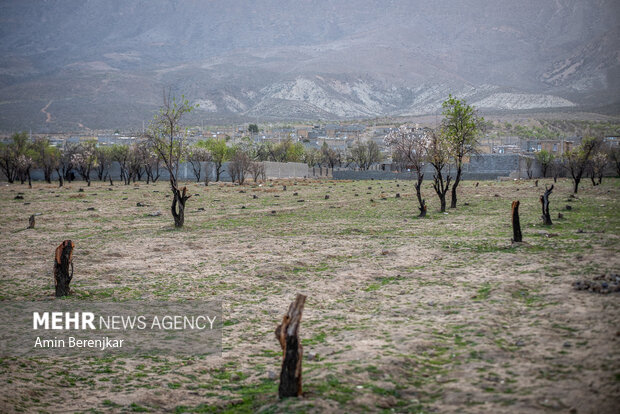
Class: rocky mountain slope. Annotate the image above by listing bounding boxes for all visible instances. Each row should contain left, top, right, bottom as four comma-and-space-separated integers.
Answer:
0, 0, 618, 131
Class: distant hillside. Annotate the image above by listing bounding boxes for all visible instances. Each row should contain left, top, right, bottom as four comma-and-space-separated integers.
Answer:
0, 0, 618, 131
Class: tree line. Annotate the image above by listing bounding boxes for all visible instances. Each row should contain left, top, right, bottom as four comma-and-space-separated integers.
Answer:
385, 95, 620, 216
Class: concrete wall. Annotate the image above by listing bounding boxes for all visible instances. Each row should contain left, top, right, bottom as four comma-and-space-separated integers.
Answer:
333, 154, 546, 181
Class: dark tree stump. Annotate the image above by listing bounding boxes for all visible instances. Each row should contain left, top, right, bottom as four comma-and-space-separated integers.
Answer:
540, 185, 553, 226
275, 294, 306, 398
28, 215, 35, 229
171, 185, 191, 228
418, 199, 427, 217
511, 200, 522, 242
54, 240, 74, 297
534, 179, 538, 187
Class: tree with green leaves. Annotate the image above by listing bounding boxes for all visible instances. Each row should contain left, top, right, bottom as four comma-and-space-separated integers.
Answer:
441, 95, 483, 208
0, 132, 27, 183
198, 138, 229, 182
535, 150, 554, 178
350, 140, 382, 171
144, 91, 196, 228
563, 136, 601, 193
248, 124, 259, 134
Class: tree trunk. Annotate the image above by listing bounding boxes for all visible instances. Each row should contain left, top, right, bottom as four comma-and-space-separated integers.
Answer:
540, 185, 553, 226
573, 177, 580, 194
171, 185, 191, 228
275, 294, 306, 398
415, 172, 426, 217
28, 214, 35, 229
511, 200, 522, 242
450, 168, 461, 208
54, 240, 74, 297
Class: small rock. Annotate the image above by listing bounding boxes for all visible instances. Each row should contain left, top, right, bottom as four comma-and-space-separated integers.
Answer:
368, 187, 372, 190
241, 206, 246, 209
253, 194, 258, 199
395, 193, 400, 198
293, 192, 298, 196
267, 371, 277, 381
239, 190, 245, 193
197, 207, 205, 211
515, 339, 525, 347
494, 194, 500, 197
271, 210, 276, 214
148, 211, 161, 217
566, 205, 572, 210
136, 202, 146, 207
78, 188, 84, 192
370, 199, 375, 203
558, 212, 564, 219
355, 193, 359, 196
325, 195, 329, 199
86, 207, 95, 211
23, 202, 30, 205
297, 199, 305, 203
464, 202, 469, 206
14, 195, 24, 200
307, 352, 317, 361
563, 342, 572, 348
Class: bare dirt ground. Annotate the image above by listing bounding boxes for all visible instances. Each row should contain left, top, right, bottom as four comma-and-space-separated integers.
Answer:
0, 177, 618, 413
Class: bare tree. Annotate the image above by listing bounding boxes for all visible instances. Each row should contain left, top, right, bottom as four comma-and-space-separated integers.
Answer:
589, 152, 608, 186
385, 125, 430, 216
72, 141, 97, 186
229, 149, 252, 184
427, 130, 452, 213
186, 146, 212, 182
524, 156, 534, 179
145, 90, 195, 227
249, 160, 266, 182
143, 143, 162, 184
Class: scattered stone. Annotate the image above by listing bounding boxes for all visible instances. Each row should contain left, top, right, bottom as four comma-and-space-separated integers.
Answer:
239, 190, 245, 193
23, 202, 30, 205
78, 188, 84, 192
573, 274, 620, 294
14, 195, 23, 200
464, 202, 469, 206
325, 195, 329, 200
395, 193, 400, 198
563, 342, 572, 348
197, 207, 205, 211
307, 352, 317, 361
293, 192, 298, 196
427, 301, 435, 307
396, 184, 400, 187
368, 186, 372, 190
122, 197, 128, 200
148, 211, 162, 217
283, 185, 287, 191
267, 371, 277, 381
241, 206, 246, 209
565, 205, 572, 211
271, 210, 276, 214
515, 339, 525, 347
86, 207, 95, 211
253, 194, 258, 199
136, 202, 147, 207
355, 193, 359, 196
297, 199, 305, 203
370, 199, 375, 203
194, 193, 200, 196
558, 212, 564, 219
274, 195, 279, 197
494, 194, 500, 197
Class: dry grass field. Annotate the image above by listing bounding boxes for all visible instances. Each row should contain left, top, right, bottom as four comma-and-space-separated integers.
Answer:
0, 177, 619, 413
